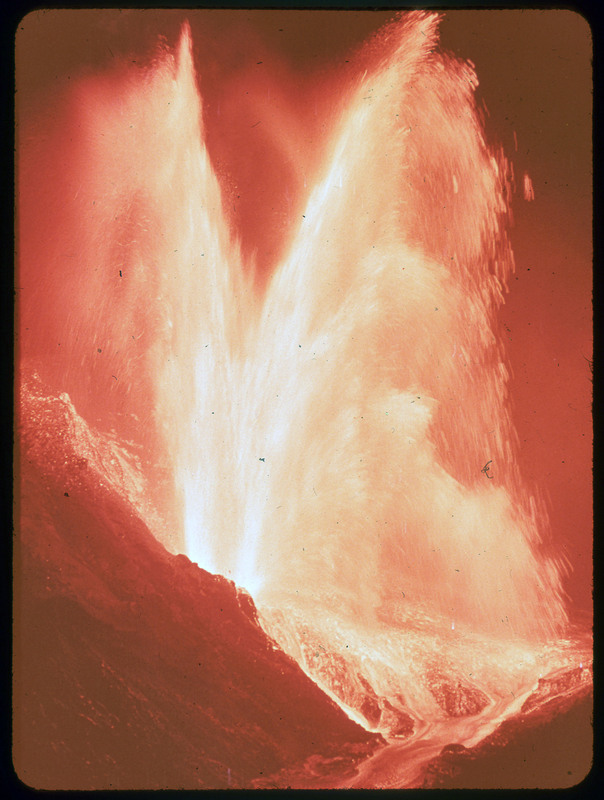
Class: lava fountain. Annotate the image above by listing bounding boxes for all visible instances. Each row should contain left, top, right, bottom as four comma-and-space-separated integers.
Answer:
17, 9, 591, 782
151, 15, 567, 636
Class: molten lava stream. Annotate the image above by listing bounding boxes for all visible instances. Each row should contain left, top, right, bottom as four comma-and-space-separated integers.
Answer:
339, 684, 543, 789
256, 602, 590, 787
16, 8, 591, 790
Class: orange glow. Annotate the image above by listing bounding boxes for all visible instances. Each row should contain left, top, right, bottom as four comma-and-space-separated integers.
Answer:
523, 173, 535, 202
143, 16, 568, 638
16, 9, 592, 788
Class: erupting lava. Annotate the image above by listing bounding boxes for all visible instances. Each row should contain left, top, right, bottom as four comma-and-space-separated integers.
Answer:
16, 9, 592, 789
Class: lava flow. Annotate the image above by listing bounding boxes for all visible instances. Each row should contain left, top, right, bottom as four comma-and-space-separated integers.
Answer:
16, 9, 592, 789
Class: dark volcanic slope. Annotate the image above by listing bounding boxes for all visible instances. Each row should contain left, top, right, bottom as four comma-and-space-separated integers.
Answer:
13, 377, 382, 790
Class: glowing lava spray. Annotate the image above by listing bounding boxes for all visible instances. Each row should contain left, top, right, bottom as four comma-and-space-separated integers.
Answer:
18, 13, 569, 656
153, 16, 567, 642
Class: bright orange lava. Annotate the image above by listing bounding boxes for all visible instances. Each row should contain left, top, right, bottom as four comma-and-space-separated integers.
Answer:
16, 9, 592, 784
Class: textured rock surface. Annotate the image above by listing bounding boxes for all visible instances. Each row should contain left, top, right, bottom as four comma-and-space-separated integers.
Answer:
13, 379, 382, 789
425, 667, 490, 717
